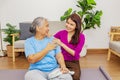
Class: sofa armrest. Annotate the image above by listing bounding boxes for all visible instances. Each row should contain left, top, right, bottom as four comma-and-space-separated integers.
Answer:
11, 33, 19, 36
10, 33, 19, 45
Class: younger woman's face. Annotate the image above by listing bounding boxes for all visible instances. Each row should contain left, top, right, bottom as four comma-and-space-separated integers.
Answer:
65, 18, 76, 32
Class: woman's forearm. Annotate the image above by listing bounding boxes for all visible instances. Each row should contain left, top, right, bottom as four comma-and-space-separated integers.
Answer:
54, 38, 75, 56
60, 42, 75, 56
27, 48, 49, 63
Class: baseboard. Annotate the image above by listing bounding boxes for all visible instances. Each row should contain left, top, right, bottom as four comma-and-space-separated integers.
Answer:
87, 48, 108, 54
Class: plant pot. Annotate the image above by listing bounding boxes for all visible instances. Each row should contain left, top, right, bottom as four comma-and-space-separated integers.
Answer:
6, 45, 20, 57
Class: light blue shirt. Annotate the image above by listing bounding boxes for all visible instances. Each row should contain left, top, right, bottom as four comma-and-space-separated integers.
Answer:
25, 36, 61, 72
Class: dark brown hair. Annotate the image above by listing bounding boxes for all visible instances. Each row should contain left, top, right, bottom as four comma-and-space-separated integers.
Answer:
66, 13, 81, 44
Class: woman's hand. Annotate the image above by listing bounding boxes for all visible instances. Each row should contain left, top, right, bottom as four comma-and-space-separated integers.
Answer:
60, 67, 69, 74
53, 38, 63, 46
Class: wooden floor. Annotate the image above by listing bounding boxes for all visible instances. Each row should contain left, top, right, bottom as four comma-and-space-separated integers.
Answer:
0, 52, 120, 80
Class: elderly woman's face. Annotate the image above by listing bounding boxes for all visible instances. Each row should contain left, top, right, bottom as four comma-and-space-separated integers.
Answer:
39, 20, 49, 36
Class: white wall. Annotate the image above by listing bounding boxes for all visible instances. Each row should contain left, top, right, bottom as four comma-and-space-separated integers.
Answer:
0, 0, 120, 49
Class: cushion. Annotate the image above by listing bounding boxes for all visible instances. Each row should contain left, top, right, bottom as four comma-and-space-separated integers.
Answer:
48, 21, 65, 35
109, 41, 120, 53
19, 22, 34, 40
19, 21, 65, 40
14, 40, 25, 48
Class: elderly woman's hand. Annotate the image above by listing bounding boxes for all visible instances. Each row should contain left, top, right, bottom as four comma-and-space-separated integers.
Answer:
60, 67, 69, 74
46, 42, 57, 51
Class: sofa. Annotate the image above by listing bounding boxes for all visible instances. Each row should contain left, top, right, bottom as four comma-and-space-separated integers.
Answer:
11, 21, 65, 62
107, 27, 120, 61
11, 21, 87, 62
11, 21, 66, 62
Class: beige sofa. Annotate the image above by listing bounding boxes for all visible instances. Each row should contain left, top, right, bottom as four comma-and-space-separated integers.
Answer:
107, 32, 120, 61
11, 21, 87, 62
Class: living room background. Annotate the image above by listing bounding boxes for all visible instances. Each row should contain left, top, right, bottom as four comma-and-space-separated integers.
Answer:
0, 0, 120, 49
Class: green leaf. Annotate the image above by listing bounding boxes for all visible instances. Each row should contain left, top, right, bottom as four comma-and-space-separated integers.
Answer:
64, 8, 72, 15
60, 8, 72, 21
2, 23, 20, 45
61, 0, 103, 32
60, 15, 68, 21
87, 0, 96, 5
77, 11, 83, 17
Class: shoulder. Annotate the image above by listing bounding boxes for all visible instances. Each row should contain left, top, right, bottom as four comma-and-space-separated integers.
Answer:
46, 36, 54, 41
80, 33, 85, 37
79, 33, 85, 39
54, 30, 67, 38
25, 37, 34, 43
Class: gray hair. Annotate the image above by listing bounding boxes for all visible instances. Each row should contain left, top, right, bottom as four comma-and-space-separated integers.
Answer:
29, 17, 47, 33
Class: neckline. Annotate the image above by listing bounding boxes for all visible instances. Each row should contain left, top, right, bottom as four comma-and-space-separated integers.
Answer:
34, 36, 46, 41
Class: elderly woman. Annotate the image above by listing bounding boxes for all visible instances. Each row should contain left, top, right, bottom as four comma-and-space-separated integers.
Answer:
24, 17, 72, 80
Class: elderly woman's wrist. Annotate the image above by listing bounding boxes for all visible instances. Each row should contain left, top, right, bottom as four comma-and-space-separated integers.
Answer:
61, 65, 66, 68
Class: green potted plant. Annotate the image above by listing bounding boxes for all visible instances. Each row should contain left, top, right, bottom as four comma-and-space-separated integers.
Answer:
61, 0, 103, 31
2, 23, 20, 57
60, 0, 103, 56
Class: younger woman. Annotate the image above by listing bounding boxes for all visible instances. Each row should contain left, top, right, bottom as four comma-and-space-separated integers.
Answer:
54, 13, 85, 80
